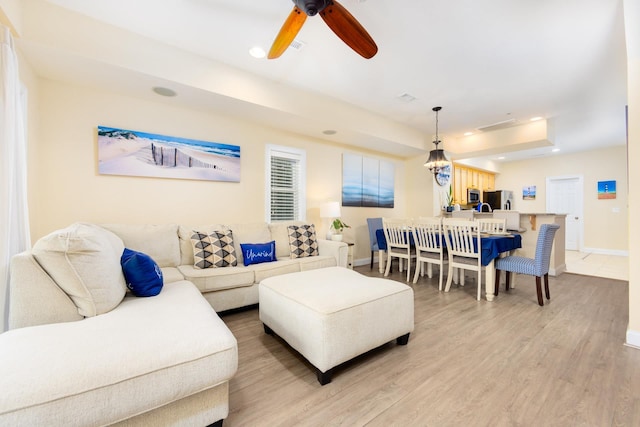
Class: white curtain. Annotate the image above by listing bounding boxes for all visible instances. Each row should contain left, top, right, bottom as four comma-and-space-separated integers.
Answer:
0, 25, 30, 332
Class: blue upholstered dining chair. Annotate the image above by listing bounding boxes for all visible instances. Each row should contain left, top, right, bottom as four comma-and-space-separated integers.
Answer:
366, 217, 383, 269
494, 223, 560, 306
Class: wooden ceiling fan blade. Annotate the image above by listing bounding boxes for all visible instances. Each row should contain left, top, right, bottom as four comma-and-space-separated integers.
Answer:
268, 6, 307, 59
319, 0, 378, 59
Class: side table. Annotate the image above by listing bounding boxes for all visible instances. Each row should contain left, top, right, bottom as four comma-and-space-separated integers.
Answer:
344, 241, 355, 269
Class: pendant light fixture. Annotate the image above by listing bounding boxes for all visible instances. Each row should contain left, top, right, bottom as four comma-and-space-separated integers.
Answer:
424, 106, 451, 176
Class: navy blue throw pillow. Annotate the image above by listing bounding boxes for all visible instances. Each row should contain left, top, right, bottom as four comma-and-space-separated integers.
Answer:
240, 241, 277, 266
120, 248, 164, 297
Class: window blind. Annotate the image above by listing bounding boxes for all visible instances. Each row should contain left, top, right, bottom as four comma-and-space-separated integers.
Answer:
270, 155, 300, 221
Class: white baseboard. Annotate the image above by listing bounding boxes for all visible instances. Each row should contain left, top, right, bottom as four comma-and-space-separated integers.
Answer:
550, 263, 566, 276
581, 247, 629, 257
626, 329, 640, 349
354, 257, 374, 267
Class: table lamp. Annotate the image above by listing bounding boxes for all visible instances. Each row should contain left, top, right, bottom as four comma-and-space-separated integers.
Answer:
320, 201, 341, 239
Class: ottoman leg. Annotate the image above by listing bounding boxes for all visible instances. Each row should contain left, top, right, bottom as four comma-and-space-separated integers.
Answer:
396, 333, 410, 345
263, 324, 274, 335
316, 367, 334, 386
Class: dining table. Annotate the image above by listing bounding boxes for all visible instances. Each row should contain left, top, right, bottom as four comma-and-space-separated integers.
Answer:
375, 228, 522, 301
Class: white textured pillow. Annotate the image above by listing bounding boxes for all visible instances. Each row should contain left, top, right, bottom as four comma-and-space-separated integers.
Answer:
32, 223, 127, 317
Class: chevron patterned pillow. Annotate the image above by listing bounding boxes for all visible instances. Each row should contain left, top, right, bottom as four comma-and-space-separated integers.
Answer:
190, 229, 238, 269
287, 224, 319, 259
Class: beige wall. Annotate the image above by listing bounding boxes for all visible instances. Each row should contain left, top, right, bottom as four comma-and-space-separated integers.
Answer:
31, 77, 630, 265
495, 146, 628, 252
30, 79, 409, 264
625, 0, 639, 345
405, 154, 438, 218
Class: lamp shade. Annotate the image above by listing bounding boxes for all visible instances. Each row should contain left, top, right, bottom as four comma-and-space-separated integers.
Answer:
424, 148, 451, 172
320, 201, 341, 218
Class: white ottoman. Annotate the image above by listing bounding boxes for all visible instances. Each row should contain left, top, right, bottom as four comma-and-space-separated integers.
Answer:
259, 267, 414, 385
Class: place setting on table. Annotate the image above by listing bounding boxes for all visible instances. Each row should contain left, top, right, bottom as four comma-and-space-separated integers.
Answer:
477, 231, 522, 264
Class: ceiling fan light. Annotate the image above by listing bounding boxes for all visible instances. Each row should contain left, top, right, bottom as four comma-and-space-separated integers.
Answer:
249, 46, 266, 58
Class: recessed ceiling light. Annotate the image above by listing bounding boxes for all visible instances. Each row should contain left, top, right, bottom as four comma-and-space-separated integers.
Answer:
152, 87, 177, 97
530, 116, 543, 121
552, 148, 560, 152
249, 46, 266, 59
464, 132, 474, 136
498, 156, 506, 160
323, 130, 337, 135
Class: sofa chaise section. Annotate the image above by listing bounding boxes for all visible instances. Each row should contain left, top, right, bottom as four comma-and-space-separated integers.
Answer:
3, 223, 238, 426
0, 281, 237, 426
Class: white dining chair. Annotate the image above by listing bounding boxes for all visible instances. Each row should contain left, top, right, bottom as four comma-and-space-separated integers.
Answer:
477, 218, 507, 234
443, 218, 483, 300
412, 217, 446, 289
382, 218, 414, 282
492, 210, 521, 231
451, 210, 474, 220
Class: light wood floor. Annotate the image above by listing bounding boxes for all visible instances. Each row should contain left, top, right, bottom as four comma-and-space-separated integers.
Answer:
220, 265, 640, 426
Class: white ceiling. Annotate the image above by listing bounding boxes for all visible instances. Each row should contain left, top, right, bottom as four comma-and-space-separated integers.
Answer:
14, 0, 629, 163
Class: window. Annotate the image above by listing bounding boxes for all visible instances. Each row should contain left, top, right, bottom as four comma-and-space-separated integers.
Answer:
266, 145, 306, 222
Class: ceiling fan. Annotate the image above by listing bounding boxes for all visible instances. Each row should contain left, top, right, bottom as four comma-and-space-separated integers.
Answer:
268, 0, 378, 60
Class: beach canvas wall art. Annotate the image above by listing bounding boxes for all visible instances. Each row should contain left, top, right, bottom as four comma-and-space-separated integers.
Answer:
342, 153, 394, 208
597, 180, 616, 199
98, 126, 240, 182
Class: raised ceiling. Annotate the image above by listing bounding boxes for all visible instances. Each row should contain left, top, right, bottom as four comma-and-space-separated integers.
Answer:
11, 0, 629, 162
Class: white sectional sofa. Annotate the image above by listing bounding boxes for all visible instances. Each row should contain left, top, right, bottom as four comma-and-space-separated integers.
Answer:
0, 221, 347, 426
102, 221, 348, 312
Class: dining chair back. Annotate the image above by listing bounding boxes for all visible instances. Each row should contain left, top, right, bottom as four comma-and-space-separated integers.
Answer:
443, 218, 483, 300
412, 217, 446, 289
418, 216, 442, 222
366, 217, 383, 269
494, 223, 560, 306
382, 218, 413, 282
477, 218, 507, 233
492, 210, 521, 231
451, 210, 474, 220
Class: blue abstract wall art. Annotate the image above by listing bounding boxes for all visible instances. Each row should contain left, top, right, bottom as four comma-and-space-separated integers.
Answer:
342, 153, 394, 208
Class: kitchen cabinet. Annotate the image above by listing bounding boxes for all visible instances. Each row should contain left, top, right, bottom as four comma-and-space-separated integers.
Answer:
452, 164, 495, 204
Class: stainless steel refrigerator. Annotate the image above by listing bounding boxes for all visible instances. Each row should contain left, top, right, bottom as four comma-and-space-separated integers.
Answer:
483, 190, 513, 211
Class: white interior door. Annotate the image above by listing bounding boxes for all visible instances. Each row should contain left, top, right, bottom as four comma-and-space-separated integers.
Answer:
546, 176, 583, 251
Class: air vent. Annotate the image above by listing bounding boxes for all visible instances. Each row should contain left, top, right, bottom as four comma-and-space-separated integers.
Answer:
290, 39, 305, 50
476, 119, 518, 132
397, 93, 417, 102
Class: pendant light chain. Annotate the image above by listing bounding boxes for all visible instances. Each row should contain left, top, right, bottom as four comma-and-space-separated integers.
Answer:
436, 113, 439, 146
434, 106, 441, 147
